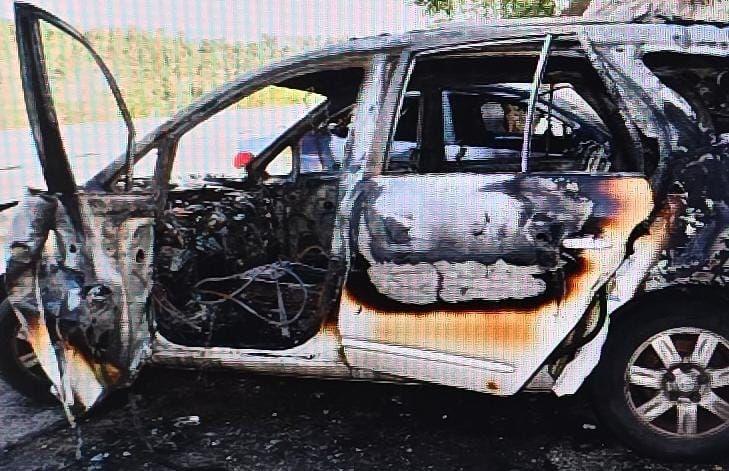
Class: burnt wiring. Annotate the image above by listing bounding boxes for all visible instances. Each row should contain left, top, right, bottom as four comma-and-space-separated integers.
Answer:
193, 262, 310, 329
152, 286, 205, 333
153, 258, 326, 345
152, 180, 337, 348
296, 244, 327, 263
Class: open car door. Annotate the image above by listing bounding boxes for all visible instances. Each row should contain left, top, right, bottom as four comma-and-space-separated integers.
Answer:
5, 2, 155, 414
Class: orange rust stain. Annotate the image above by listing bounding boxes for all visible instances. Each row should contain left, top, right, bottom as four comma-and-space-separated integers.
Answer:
25, 314, 109, 409
24, 316, 57, 378
62, 343, 105, 408
317, 321, 345, 350
342, 289, 548, 351
341, 177, 654, 361
486, 381, 499, 391
96, 361, 123, 384
25, 317, 46, 352
638, 193, 684, 252
61, 342, 122, 391
321, 321, 341, 336
596, 178, 653, 233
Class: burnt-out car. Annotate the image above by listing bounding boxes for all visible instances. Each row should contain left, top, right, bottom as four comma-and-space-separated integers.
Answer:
4, 1, 729, 460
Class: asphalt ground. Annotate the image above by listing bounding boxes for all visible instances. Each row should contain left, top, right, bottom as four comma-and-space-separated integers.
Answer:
1, 368, 729, 470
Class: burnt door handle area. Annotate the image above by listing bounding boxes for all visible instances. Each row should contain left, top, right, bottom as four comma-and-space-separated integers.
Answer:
561, 236, 612, 250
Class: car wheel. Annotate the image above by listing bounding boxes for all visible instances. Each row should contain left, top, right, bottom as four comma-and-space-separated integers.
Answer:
591, 301, 729, 460
0, 299, 54, 403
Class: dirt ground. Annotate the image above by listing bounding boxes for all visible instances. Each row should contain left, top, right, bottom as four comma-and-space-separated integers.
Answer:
1, 368, 729, 471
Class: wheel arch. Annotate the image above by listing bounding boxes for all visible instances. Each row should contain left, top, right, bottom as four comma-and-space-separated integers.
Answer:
551, 284, 729, 397
588, 283, 729, 458
610, 284, 729, 325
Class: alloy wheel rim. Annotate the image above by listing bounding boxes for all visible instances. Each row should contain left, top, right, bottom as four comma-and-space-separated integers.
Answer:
625, 327, 729, 437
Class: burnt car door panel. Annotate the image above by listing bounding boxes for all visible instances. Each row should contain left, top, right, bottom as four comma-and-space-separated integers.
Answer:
7, 3, 154, 413
340, 36, 653, 394
340, 173, 652, 394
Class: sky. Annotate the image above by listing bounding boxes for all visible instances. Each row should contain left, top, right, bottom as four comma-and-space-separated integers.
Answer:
1, 0, 434, 41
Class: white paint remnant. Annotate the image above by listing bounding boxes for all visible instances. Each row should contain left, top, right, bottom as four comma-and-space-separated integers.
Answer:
366, 262, 439, 304
435, 260, 546, 302
366, 259, 547, 305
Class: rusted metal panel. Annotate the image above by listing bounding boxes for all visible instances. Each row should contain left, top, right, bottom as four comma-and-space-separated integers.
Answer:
4, 193, 154, 413
340, 174, 652, 394
553, 193, 685, 394
553, 26, 729, 394
582, 25, 729, 293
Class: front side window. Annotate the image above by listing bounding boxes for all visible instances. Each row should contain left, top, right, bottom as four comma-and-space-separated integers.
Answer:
135, 65, 364, 184
166, 85, 326, 184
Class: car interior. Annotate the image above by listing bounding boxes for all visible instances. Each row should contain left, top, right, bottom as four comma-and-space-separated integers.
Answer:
151, 67, 364, 350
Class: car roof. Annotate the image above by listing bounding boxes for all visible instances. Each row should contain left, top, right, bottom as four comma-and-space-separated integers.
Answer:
306, 16, 607, 57
88, 15, 726, 189
311, 14, 726, 57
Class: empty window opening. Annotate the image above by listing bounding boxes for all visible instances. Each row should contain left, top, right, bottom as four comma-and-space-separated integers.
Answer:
385, 39, 641, 174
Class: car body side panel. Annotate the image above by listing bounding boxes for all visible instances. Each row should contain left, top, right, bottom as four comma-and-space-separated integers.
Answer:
551, 26, 729, 394
4, 193, 154, 413
339, 173, 652, 394
584, 29, 729, 289
586, 33, 729, 294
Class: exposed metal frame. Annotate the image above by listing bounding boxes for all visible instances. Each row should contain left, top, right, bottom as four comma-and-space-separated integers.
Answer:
521, 33, 554, 173
15, 2, 136, 192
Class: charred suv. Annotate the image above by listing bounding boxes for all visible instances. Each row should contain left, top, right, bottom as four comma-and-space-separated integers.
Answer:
4, 1, 729, 459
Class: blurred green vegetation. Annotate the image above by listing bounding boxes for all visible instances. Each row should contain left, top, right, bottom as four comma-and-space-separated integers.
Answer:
414, 0, 558, 18
0, 19, 319, 129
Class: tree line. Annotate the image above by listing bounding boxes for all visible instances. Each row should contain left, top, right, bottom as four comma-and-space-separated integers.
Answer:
0, 19, 322, 129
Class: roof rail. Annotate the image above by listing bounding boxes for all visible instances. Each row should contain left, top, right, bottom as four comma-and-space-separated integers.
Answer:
582, 0, 729, 25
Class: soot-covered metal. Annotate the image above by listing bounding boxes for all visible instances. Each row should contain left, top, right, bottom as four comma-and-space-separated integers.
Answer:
583, 29, 729, 297
4, 192, 155, 413
350, 175, 596, 307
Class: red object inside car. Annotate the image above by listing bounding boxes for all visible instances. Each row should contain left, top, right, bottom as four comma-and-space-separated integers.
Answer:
233, 151, 255, 169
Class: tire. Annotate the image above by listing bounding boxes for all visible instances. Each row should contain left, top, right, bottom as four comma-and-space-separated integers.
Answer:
590, 299, 729, 460
0, 299, 54, 403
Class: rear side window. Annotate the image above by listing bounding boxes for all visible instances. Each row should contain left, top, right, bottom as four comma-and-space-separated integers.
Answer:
384, 40, 634, 175
442, 83, 613, 172
644, 52, 729, 138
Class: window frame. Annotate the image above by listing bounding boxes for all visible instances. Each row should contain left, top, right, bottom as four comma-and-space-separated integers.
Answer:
382, 33, 637, 176
94, 58, 370, 192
